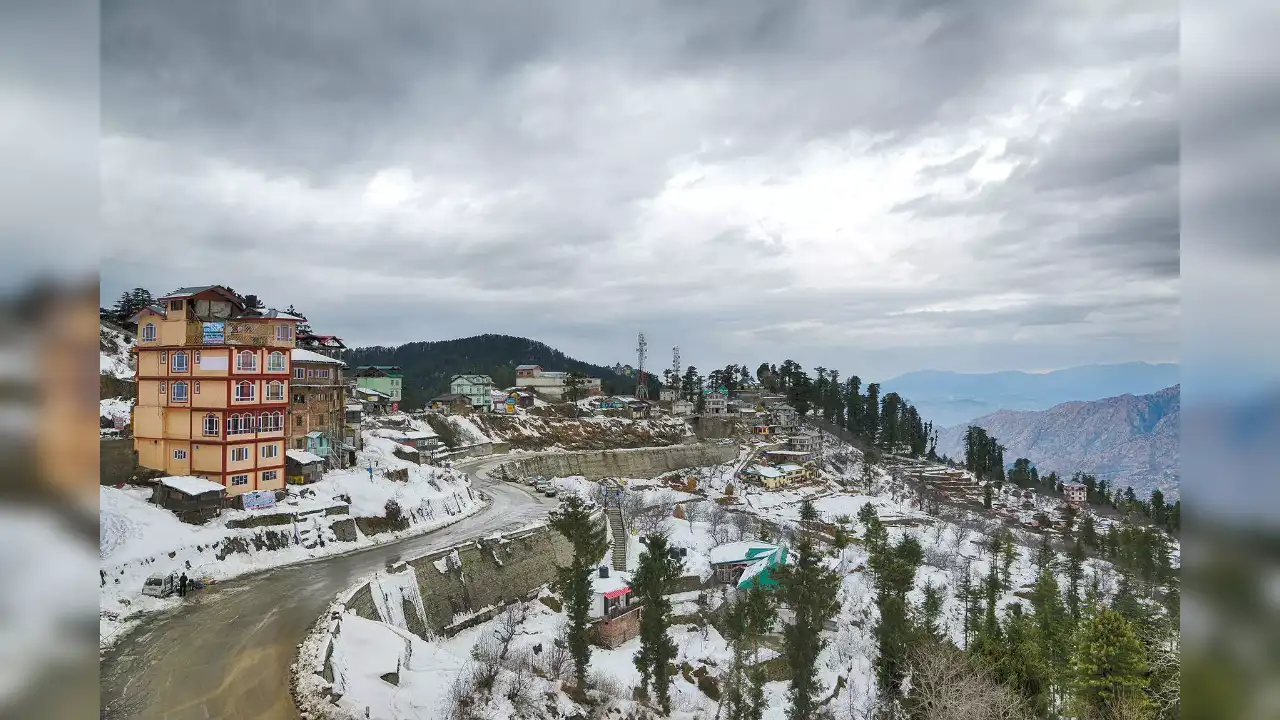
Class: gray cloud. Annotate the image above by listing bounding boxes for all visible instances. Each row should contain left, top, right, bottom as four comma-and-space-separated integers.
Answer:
101, 0, 1180, 381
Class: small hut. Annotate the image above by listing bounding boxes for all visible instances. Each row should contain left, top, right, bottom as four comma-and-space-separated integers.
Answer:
151, 475, 227, 524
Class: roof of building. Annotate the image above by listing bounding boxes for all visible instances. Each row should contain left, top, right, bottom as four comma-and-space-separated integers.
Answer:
158, 475, 226, 496
346, 403, 364, 412
291, 348, 346, 366
160, 285, 228, 300
286, 450, 326, 465
777, 463, 805, 473
764, 450, 811, 456
709, 541, 781, 565
431, 393, 467, 402
738, 547, 789, 586
515, 364, 542, 371
357, 388, 393, 400
355, 365, 402, 376
747, 465, 784, 479
451, 374, 493, 384
305, 431, 326, 439
592, 570, 632, 598
398, 429, 438, 440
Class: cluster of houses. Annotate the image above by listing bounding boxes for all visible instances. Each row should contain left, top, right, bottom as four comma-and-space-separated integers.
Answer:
588, 538, 790, 648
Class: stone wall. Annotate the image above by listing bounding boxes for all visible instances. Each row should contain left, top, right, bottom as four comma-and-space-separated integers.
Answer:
100, 438, 163, 486
693, 416, 742, 440
346, 525, 574, 637
501, 443, 739, 481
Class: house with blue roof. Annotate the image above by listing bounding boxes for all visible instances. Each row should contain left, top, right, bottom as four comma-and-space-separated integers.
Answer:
708, 541, 790, 589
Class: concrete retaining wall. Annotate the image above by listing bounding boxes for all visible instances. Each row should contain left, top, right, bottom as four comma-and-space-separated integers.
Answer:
501, 443, 739, 480
346, 525, 574, 637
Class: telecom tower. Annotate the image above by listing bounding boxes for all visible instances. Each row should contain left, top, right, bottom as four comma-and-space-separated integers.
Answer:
635, 332, 649, 400
670, 346, 681, 390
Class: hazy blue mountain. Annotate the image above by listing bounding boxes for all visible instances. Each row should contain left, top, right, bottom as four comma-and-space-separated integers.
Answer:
881, 362, 1180, 427
936, 385, 1180, 500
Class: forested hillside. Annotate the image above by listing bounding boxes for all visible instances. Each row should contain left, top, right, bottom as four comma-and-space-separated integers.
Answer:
341, 334, 658, 408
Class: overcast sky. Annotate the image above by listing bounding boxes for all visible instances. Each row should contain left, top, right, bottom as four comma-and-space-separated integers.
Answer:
98, 0, 1180, 381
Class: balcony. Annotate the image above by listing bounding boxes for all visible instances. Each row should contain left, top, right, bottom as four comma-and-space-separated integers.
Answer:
183, 321, 282, 347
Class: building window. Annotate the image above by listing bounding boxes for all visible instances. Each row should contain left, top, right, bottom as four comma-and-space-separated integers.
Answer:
171, 381, 189, 402
159, 382, 167, 395
266, 380, 285, 401
169, 300, 183, 312
227, 413, 253, 435
173, 449, 187, 460
203, 414, 219, 436
259, 411, 283, 432
262, 470, 278, 483
230, 474, 249, 487
231, 447, 250, 462
317, 368, 330, 379
194, 381, 201, 394
294, 367, 305, 380
261, 444, 279, 459
268, 351, 286, 372
194, 350, 201, 363
160, 351, 168, 365
276, 324, 292, 340
293, 393, 305, 404
236, 350, 257, 372
172, 351, 188, 372
295, 415, 304, 427
316, 414, 328, 426
141, 323, 157, 342
235, 381, 255, 401
296, 438, 307, 449
307, 369, 314, 378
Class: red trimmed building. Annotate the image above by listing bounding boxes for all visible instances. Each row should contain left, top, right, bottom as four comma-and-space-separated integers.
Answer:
130, 286, 302, 495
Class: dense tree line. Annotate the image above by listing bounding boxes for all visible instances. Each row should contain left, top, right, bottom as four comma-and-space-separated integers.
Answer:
748, 360, 936, 458
858, 504, 1180, 719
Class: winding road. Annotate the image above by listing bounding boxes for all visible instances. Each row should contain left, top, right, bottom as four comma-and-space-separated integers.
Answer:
100, 455, 553, 720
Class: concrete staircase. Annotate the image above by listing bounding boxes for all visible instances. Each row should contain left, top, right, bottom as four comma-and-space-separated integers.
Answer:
608, 507, 628, 571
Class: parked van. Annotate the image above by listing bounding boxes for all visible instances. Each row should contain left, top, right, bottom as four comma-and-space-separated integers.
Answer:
142, 571, 178, 598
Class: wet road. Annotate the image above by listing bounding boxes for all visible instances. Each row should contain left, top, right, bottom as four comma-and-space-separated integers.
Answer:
100, 455, 553, 720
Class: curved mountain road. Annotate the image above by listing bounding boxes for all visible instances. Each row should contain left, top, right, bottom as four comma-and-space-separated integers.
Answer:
100, 455, 553, 720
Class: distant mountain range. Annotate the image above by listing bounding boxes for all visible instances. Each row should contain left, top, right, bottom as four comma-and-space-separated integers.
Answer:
881, 362, 1179, 427
936, 385, 1180, 499
341, 334, 657, 409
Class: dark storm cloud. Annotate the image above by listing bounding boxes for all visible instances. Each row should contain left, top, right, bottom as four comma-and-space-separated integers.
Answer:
101, 0, 1180, 379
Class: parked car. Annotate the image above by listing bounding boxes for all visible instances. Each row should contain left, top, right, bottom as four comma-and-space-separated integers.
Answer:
526, 475, 542, 486
543, 485, 558, 498
142, 571, 178, 598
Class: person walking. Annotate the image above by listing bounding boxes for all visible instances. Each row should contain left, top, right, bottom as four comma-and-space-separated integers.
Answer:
178, 572, 188, 598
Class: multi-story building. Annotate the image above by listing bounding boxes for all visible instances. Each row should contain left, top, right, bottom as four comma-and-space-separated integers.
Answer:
130, 285, 300, 495
289, 348, 348, 466
354, 365, 403, 403
1063, 482, 1088, 505
450, 374, 494, 408
512, 365, 603, 399
703, 387, 729, 415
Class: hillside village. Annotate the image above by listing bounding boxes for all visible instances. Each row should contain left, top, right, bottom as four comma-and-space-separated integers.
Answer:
99, 285, 1180, 720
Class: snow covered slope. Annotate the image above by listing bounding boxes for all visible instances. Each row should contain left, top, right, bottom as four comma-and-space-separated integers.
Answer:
99, 323, 135, 380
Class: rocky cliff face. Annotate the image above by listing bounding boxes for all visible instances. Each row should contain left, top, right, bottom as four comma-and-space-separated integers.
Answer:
937, 385, 1179, 499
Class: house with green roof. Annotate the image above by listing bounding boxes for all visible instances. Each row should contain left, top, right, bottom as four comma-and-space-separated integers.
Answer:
354, 365, 403, 403
708, 541, 790, 589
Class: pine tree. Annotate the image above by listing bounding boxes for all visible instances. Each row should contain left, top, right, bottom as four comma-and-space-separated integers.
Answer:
866, 517, 925, 699
1072, 607, 1150, 717
1066, 538, 1086, 621
548, 496, 609, 690
631, 532, 683, 713
983, 483, 993, 509
997, 604, 1052, 715
775, 536, 842, 720
243, 293, 266, 311
284, 304, 312, 334
1029, 554, 1072, 702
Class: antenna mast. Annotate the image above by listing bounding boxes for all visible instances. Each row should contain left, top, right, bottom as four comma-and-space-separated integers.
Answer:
670, 346, 681, 389
635, 332, 649, 400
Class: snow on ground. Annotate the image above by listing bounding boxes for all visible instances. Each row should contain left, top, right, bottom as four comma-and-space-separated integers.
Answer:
99, 429, 483, 651
99, 324, 135, 379
298, 429, 1172, 719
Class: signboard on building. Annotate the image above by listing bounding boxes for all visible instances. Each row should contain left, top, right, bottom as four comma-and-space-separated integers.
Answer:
201, 321, 225, 344
241, 490, 276, 511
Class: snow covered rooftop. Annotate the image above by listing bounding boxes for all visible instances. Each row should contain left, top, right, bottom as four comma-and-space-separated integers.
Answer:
291, 348, 346, 366
286, 449, 325, 465
777, 463, 804, 473
399, 430, 438, 440
158, 475, 226, 496
592, 570, 631, 598
709, 541, 780, 565
748, 465, 784, 479
346, 403, 364, 411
